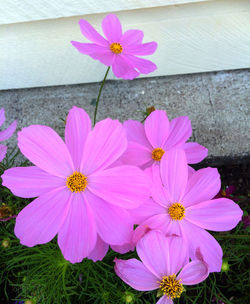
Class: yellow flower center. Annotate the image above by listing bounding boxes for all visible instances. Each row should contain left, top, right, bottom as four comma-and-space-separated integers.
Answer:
152, 148, 165, 161
66, 171, 87, 193
168, 203, 185, 220
159, 274, 184, 299
110, 42, 123, 54
221, 190, 226, 196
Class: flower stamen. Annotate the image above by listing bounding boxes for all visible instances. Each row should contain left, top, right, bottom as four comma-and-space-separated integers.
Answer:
168, 203, 185, 220
152, 148, 165, 161
66, 171, 87, 193
159, 274, 184, 299
110, 42, 123, 54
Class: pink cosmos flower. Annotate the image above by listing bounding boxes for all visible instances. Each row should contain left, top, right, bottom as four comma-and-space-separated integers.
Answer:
71, 14, 157, 80
131, 149, 243, 272
1, 106, 151, 263
119, 110, 208, 169
0, 108, 17, 162
115, 230, 209, 304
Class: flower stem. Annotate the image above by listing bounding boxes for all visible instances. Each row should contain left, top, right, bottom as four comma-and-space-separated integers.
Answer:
93, 66, 110, 125
215, 234, 250, 240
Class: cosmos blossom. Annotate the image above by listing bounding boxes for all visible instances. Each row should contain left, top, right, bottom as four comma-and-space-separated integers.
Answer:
131, 149, 243, 272
1, 106, 151, 263
119, 110, 208, 169
0, 108, 17, 162
71, 14, 157, 80
115, 230, 209, 304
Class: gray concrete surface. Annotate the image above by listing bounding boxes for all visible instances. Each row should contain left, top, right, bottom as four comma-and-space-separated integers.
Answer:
0, 69, 249, 165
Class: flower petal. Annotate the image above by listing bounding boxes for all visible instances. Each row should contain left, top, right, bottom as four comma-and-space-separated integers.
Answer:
164, 116, 192, 150
78, 19, 108, 46
1, 166, 65, 198
185, 198, 243, 231
178, 260, 208, 285
88, 165, 151, 209
182, 167, 221, 207
102, 14, 122, 42
124, 42, 158, 55
0, 120, 17, 141
87, 235, 109, 262
160, 149, 188, 202
18, 125, 74, 177
0, 108, 5, 126
65, 106, 91, 170
123, 120, 152, 149
137, 230, 171, 278
183, 142, 208, 164
112, 55, 139, 80
114, 258, 159, 291
84, 190, 133, 245
71, 41, 114, 66
156, 296, 173, 304
168, 235, 189, 275
58, 193, 97, 263
180, 219, 223, 272
145, 110, 170, 148
125, 54, 157, 74
14, 187, 71, 247
120, 30, 144, 45
0, 144, 7, 162
111, 242, 135, 254
80, 118, 127, 175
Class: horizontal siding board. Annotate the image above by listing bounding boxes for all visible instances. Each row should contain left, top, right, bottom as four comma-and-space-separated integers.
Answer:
0, 0, 249, 90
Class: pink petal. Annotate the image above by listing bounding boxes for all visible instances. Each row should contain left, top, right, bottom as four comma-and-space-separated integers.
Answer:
123, 120, 152, 149
112, 55, 139, 80
0, 108, 5, 126
180, 219, 223, 272
124, 42, 158, 55
145, 110, 170, 148
168, 235, 189, 275
80, 118, 127, 175
58, 193, 97, 263
87, 235, 109, 262
137, 230, 170, 278
84, 190, 133, 245
18, 125, 74, 177
177, 261, 209, 285
65, 106, 91, 170
120, 30, 144, 45
164, 116, 192, 150
156, 296, 173, 304
130, 197, 165, 225
1, 166, 64, 198
0, 144, 7, 162
185, 198, 243, 231
160, 149, 188, 202
88, 165, 151, 209
119, 141, 152, 167
0, 120, 17, 141
114, 258, 158, 291
188, 165, 196, 177
125, 54, 157, 74
14, 187, 71, 247
102, 14, 122, 42
78, 19, 108, 46
178, 260, 208, 285
111, 242, 135, 254
182, 167, 221, 207
71, 41, 114, 66
183, 142, 208, 164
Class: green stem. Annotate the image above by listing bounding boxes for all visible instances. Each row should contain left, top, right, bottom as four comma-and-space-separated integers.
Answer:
62, 263, 70, 304
93, 66, 110, 125
215, 234, 250, 240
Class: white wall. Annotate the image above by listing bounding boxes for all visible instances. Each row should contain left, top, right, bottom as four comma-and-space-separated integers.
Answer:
0, 0, 250, 90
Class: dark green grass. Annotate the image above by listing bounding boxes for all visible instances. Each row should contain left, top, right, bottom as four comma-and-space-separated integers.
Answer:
0, 150, 249, 304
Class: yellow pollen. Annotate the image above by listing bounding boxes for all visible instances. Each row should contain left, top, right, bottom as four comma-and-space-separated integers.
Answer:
221, 190, 226, 196
152, 148, 165, 161
66, 171, 87, 193
159, 274, 184, 299
168, 203, 185, 221
110, 42, 123, 54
